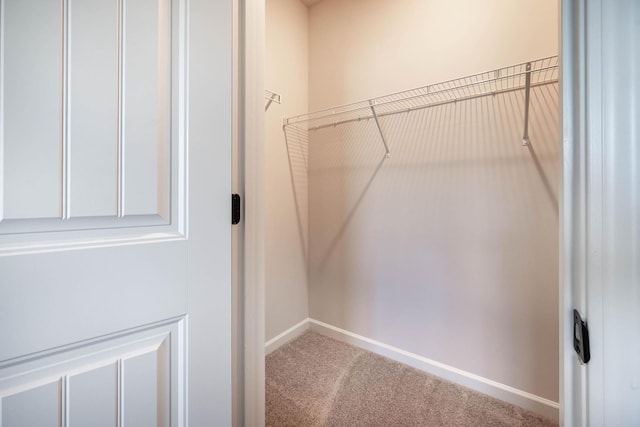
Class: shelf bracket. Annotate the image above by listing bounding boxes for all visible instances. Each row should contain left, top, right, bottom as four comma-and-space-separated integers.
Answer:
265, 90, 281, 112
521, 62, 532, 146
369, 100, 391, 158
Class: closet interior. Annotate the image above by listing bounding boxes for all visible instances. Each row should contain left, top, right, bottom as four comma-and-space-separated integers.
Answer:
265, 0, 559, 421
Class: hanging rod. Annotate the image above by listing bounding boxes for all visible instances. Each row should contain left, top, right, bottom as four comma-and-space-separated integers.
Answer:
265, 89, 281, 112
284, 56, 559, 141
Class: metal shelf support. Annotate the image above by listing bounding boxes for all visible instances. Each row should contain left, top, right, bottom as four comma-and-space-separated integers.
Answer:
265, 90, 281, 112
369, 100, 391, 158
521, 62, 532, 146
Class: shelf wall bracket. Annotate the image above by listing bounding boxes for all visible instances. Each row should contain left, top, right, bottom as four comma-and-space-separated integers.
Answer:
369, 100, 391, 158
521, 62, 532, 146
265, 90, 281, 112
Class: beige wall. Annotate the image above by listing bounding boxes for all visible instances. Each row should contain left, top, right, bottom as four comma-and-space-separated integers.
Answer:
265, 0, 309, 341
306, 0, 559, 402
309, 0, 558, 110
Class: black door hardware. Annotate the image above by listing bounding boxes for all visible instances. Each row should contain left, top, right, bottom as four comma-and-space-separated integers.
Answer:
232, 194, 241, 225
573, 309, 590, 364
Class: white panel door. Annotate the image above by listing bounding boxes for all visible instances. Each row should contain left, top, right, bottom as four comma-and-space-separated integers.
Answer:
589, 0, 640, 424
564, 0, 640, 426
0, 0, 232, 425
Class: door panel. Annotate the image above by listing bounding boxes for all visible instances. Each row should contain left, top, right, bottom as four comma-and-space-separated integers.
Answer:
123, 350, 166, 426
1, 381, 59, 427
2, 0, 63, 220
0, 319, 181, 427
68, 0, 119, 218
0, 240, 187, 361
0, 0, 176, 234
70, 364, 119, 427
123, 0, 172, 218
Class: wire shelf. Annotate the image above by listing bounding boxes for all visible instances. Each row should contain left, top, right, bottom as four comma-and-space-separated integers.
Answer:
284, 56, 558, 131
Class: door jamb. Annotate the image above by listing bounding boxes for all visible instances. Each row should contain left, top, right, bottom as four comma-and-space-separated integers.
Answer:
560, 0, 579, 425
561, 0, 605, 425
237, 0, 266, 425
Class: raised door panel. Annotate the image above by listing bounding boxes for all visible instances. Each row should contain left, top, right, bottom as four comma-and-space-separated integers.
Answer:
0, 320, 179, 427
69, 364, 118, 426
123, 351, 165, 426
1, 0, 63, 220
0, 0, 175, 236
124, 0, 172, 218
0, 239, 187, 362
68, 0, 119, 218
1, 381, 59, 427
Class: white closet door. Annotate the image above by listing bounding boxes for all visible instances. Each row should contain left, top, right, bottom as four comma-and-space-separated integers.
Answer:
0, 0, 232, 424
564, 0, 640, 425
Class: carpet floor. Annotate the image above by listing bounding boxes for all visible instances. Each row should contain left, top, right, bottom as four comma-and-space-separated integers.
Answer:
266, 331, 558, 427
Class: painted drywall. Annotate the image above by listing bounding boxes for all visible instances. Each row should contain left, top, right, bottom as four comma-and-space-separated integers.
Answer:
306, 0, 559, 403
265, 0, 310, 341
309, 0, 559, 111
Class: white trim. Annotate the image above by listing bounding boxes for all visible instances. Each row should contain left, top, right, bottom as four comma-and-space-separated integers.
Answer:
265, 318, 310, 354
61, 0, 70, 221
231, 0, 243, 424
240, 0, 266, 425
116, 0, 126, 219
308, 318, 559, 421
560, 1, 582, 426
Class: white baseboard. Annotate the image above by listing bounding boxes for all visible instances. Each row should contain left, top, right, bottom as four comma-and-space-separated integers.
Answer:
308, 318, 559, 422
265, 318, 310, 354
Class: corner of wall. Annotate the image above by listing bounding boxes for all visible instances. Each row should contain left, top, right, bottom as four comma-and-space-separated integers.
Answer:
265, 0, 311, 342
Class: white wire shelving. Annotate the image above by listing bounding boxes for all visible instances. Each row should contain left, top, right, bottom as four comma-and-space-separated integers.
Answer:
283, 56, 559, 155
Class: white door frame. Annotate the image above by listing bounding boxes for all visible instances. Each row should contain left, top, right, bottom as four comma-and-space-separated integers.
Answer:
560, 0, 585, 425
241, 1, 581, 426
237, 0, 266, 425
561, 0, 640, 425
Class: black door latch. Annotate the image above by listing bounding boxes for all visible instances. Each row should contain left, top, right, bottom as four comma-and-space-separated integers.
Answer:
573, 309, 590, 364
232, 194, 241, 225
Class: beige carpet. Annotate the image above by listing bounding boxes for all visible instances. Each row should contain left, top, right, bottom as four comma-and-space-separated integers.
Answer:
266, 331, 558, 427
